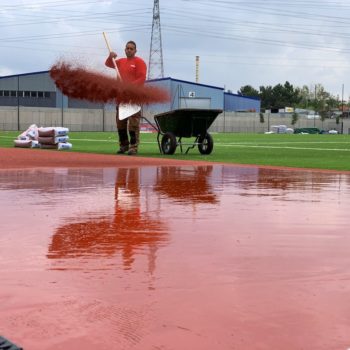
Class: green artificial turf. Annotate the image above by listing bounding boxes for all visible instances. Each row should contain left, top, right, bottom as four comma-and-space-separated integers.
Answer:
1, 130, 350, 171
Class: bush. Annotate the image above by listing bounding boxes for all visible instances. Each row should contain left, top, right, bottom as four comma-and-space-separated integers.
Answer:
291, 112, 299, 125
259, 112, 264, 123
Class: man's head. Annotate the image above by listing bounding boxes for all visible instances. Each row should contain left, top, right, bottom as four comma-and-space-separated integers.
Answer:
125, 41, 137, 58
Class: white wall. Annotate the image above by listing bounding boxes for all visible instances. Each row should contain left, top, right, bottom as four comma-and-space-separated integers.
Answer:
1, 107, 350, 134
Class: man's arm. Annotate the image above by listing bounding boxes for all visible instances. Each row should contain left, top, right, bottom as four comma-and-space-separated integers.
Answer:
105, 52, 117, 69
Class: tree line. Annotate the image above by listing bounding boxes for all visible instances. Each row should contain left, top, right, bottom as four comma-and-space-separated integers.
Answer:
238, 82, 346, 116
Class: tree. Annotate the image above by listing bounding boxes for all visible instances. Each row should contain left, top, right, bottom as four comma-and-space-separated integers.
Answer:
238, 85, 260, 98
238, 82, 344, 114
259, 85, 274, 110
296, 85, 312, 108
296, 84, 341, 117
258, 82, 301, 110
291, 112, 299, 125
281, 81, 302, 106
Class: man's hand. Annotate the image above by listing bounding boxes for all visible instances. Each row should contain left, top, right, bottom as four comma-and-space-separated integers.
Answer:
109, 51, 117, 59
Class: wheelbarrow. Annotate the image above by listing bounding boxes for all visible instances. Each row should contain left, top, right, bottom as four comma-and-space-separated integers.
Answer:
144, 108, 222, 155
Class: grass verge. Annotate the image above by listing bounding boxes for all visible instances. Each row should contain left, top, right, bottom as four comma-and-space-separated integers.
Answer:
1, 131, 350, 171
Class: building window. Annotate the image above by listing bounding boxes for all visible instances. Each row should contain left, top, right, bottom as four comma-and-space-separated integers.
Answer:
44, 92, 50, 98
0, 91, 3, 97
18, 91, 24, 97
4, 91, 10, 97
10, 91, 17, 97
30, 91, 37, 98
38, 91, 44, 98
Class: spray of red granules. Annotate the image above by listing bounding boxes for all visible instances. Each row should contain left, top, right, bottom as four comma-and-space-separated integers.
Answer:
50, 60, 170, 105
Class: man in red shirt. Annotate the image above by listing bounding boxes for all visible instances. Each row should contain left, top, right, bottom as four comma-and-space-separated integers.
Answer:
105, 41, 147, 155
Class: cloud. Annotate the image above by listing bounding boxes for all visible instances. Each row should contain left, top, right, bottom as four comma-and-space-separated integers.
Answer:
1, 0, 350, 98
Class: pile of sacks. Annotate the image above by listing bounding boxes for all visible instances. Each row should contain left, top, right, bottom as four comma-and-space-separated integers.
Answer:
14, 124, 72, 150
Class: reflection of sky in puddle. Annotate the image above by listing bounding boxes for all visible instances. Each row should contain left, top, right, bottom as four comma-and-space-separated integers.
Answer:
1, 165, 350, 350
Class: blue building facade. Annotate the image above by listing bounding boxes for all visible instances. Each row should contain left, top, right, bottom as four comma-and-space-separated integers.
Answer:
145, 78, 261, 113
224, 92, 260, 112
0, 71, 260, 113
144, 77, 224, 114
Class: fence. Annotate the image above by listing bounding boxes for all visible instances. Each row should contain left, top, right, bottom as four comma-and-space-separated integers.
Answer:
1, 107, 349, 134
209, 112, 350, 134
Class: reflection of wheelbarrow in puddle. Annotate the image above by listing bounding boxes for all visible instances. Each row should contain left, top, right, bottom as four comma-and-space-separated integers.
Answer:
145, 108, 222, 155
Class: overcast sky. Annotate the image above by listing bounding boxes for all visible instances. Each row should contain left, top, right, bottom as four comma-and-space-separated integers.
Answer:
2, 0, 350, 99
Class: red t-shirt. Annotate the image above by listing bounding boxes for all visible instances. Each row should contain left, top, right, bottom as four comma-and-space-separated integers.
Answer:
105, 56, 147, 85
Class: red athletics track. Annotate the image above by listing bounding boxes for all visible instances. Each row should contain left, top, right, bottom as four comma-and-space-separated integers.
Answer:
1, 147, 350, 350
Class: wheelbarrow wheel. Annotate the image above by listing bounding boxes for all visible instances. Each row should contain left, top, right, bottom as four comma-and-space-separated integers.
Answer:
161, 132, 177, 155
198, 132, 213, 155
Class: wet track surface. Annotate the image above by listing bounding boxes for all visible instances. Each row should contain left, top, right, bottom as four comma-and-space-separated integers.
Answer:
1, 164, 350, 350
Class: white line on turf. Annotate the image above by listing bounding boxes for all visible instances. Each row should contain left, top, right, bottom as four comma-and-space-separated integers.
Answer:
216, 144, 350, 151
1, 135, 350, 151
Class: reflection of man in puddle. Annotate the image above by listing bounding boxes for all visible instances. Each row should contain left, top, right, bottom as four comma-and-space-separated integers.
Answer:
113, 168, 168, 270
48, 168, 168, 272
154, 165, 218, 204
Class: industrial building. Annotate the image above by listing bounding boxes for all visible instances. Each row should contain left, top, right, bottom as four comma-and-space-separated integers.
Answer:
0, 71, 102, 110
0, 71, 260, 113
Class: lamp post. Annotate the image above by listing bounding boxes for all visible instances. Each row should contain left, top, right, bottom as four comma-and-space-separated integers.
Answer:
17, 76, 20, 131
314, 85, 316, 128
341, 84, 344, 134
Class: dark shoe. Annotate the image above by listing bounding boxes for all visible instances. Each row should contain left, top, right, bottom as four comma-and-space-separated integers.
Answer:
117, 145, 129, 154
127, 148, 138, 155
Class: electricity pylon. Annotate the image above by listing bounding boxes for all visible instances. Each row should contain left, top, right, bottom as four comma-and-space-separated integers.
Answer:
148, 0, 164, 79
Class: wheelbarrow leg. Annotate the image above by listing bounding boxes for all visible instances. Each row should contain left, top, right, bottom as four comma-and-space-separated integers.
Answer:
179, 137, 183, 153
144, 116, 163, 154
184, 136, 199, 154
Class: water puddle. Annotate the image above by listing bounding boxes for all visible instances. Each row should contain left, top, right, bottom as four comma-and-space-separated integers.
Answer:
1, 165, 350, 350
